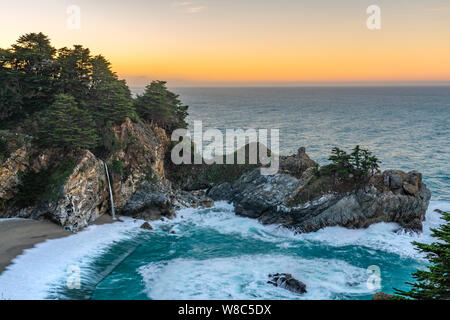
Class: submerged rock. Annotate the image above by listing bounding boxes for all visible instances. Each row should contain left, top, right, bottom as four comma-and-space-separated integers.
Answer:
201, 197, 214, 208
267, 273, 307, 295
140, 222, 153, 230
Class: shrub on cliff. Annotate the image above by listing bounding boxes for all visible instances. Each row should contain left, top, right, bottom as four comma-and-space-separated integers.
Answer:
394, 211, 450, 300
317, 145, 380, 180
134, 81, 188, 135
15, 157, 77, 207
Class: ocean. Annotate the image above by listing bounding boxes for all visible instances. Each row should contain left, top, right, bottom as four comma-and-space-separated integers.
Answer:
0, 87, 449, 300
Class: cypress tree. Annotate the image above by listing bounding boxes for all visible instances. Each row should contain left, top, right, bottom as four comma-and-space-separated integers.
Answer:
134, 81, 188, 134
37, 94, 100, 149
395, 211, 450, 300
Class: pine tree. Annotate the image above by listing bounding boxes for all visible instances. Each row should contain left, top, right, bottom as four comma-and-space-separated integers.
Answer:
90, 79, 135, 125
395, 211, 450, 300
0, 33, 56, 122
37, 94, 100, 149
54, 45, 92, 102
134, 81, 188, 134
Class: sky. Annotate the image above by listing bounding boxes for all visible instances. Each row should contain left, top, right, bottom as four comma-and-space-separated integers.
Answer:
1, 0, 450, 87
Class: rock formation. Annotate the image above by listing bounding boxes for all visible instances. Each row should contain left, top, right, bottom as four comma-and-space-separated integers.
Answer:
0, 118, 199, 231
267, 273, 307, 295
208, 148, 431, 233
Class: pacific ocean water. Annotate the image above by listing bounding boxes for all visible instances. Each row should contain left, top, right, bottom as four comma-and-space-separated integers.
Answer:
0, 87, 448, 300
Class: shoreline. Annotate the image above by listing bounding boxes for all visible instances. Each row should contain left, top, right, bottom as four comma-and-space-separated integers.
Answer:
0, 214, 116, 275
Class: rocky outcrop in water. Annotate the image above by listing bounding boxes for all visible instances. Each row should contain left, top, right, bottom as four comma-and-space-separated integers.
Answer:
208, 148, 431, 233
267, 273, 307, 295
121, 182, 175, 221
140, 222, 153, 230
0, 126, 432, 234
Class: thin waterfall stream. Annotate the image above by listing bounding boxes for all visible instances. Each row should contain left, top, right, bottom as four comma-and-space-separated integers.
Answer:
104, 162, 116, 220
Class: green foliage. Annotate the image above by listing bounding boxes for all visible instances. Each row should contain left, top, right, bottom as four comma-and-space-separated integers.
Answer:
100, 122, 123, 155
15, 157, 77, 207
0, 136, 8, 161
90, 80, 135, 125
134, 81, 188, 134
0, 33, 56, 124
54, 45, 92, 102
1, 34, 136, 150
312, 163, 321, 178
1, 33, 190, 157
36, 94, 100, 149
110, 159, 124, 176
98, 178, 104, 190
395, 211, 450, 300
317, 145, 380, 180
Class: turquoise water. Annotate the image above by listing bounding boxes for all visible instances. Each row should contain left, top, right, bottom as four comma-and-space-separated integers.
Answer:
1, 87, 448, 300
53, 201, 445, 300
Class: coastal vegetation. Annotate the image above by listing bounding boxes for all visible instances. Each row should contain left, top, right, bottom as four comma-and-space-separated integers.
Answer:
0, 33, 189, 207
292, 145, 381, 204
0, 32, 188, 156
395, 210, 450, 300
15, 157, 77, 207
313, 145, 380, 180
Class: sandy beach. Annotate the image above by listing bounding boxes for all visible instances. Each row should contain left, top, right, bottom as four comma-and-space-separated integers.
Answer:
0, 215, 116, 275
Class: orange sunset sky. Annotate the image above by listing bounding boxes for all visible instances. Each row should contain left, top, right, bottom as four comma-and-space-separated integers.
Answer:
1, 0, 450, 86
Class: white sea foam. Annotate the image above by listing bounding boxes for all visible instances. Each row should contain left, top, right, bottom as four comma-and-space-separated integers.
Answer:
0, 200, 448, 300
170, 200, 449, 260
0, 217, 140, 300
139, 254, 372, 300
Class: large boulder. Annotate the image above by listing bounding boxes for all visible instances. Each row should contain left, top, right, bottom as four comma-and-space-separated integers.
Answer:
121, 182, 175, 220
279, 147, 318, 178
2, 150, 109, 231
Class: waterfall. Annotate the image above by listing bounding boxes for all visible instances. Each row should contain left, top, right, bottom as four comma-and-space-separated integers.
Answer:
104, 162, 116, 220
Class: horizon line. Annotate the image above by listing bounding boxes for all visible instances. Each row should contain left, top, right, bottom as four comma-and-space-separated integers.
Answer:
126, 81, 450, 89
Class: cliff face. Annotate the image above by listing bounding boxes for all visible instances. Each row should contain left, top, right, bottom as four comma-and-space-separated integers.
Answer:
0, 145, 29, 203
0, 118, 173, 231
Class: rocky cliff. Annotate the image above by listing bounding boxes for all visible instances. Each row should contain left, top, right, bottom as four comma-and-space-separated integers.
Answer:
0, 118, 183, 231
208, 148, 431, 233
0, 128, 432, 234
